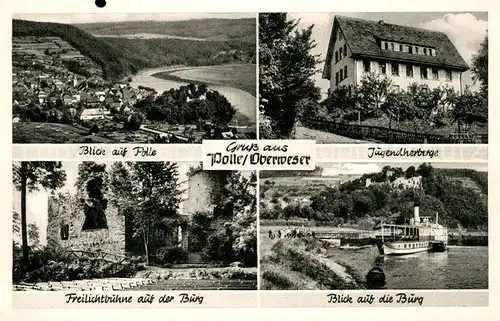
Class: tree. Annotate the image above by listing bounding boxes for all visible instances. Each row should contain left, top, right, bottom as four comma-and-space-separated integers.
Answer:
259, 13, 322, 138
357, 72, 392, 117
452, 89, 488, 131
405, 166, 416, 179
28, 223, 40, 247
13, 210, 21, 239
471, 35, 488, 96
108, 162, 182, 265
405, 83, 436, 133
12, 162, 66, 267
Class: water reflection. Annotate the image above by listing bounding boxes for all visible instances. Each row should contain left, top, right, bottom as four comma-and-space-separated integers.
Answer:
329, 246, 487, 289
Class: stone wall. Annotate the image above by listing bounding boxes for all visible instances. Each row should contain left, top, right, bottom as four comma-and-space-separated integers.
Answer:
47, 194, 126, 256
183, 171, 224, 216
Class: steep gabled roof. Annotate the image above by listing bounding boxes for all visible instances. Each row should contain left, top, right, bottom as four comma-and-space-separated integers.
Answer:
323, 15, 469, 80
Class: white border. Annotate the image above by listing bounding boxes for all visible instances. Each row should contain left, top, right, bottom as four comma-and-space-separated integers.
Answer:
2, 1, 499, 321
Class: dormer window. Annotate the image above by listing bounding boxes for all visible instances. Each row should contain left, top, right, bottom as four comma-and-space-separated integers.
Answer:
391, 43, 395, 51
384, 42, 389, 50
399, 44, 403, 51
423, 48, 427, 55
409, 46, 413, 54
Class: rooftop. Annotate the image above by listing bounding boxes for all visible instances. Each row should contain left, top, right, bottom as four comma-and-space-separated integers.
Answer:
323, 15, 469, 79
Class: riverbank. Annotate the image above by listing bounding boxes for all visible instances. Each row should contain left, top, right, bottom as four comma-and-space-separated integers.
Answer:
152, 63, 256, 96
130, 64, 256, 126
260, 238, 365, 290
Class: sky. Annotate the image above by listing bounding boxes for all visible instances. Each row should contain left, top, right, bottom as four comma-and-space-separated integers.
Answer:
12, 13, 256, 24
319, 162, 488, 176
288, 12, 488, 96
12, 161, 196, 245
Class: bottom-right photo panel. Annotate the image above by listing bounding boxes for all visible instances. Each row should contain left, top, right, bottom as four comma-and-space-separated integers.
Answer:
259, 162, 488, 290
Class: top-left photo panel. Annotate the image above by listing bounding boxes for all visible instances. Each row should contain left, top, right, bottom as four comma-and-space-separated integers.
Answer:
12, 13, 257, 144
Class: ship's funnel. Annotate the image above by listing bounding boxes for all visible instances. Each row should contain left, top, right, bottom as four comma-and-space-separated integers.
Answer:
414, 203, 420, 224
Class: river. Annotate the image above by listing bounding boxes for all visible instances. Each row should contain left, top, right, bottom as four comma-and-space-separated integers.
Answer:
329, 246, 488, 289
129, 65, 256, 125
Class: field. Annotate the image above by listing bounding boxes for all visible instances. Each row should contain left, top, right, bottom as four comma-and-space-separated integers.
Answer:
153, 63, 256, 96
12, 122, 115, 143
12, 122, 157, 144
295, 126, 370, 143
260, 176, 345, 210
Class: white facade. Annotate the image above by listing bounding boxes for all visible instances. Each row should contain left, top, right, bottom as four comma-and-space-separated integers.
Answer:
352, 59, 463, 94
329, 28, 357, 90
330, 56, 463, 94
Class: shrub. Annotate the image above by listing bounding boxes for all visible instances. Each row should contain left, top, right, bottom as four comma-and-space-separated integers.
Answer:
154, 246, 188, 265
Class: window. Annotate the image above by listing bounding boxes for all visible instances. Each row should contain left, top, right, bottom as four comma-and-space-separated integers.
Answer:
391, 43, 395, 51
406, 64, 413, 77
335, 51, 338, 64
339, 49, 343, 60
391, 63, 399, 76
336, 72, 339, 84
343, 65, 347, 79
420, 66, 428, 79
379, 62, 386, 74
343, 44, 347, 56
423, 48, 427, 55
432, 68, 439, 80
445, 69, 452, 81
339, 68, 344, 81
399, 44, 403, 52
431, 49, 435, 56
363, 60, 370, 72
409, 46, 413, 54
61, 224, 69, 240
384, 42, 389, 50
415, 47, 419, 55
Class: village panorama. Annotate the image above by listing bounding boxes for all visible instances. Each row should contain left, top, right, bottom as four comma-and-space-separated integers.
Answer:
12, 14, 257, 143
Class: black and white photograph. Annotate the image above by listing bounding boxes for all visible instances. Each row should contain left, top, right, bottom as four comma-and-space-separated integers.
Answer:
259, 13, 488, 144
12, 13, 257, 143
12, 161, 257, 291
259, 162, 488, 290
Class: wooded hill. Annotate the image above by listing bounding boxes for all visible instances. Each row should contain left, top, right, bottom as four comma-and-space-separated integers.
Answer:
262, 164, 488, 230
74, 18, 256, 43
13, 19, 256, 81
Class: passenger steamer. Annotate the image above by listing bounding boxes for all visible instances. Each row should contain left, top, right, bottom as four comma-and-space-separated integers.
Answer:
374, 204, 447, 255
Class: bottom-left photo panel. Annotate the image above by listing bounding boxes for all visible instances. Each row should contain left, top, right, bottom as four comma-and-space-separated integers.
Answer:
12, 161, 257, 292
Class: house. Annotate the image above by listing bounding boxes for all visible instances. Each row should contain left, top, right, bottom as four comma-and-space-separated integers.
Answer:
80, 107, 110, 120
323, 16, 469, 94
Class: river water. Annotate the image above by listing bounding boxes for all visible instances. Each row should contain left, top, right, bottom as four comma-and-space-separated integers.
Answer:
329, 246, 488, 289
129, 65, 256, 124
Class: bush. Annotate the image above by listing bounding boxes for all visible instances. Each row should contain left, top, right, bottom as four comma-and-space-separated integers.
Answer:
153, 246, 188, 265
12, 243, 143, 283
202, 229, 235, 264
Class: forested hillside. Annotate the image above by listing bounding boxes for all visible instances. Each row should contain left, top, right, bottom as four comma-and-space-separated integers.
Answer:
13, 18, 256, 81
262, 164, 488, 230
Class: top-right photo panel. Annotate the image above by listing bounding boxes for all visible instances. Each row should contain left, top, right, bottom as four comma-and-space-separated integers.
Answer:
259, 12, 488, 144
